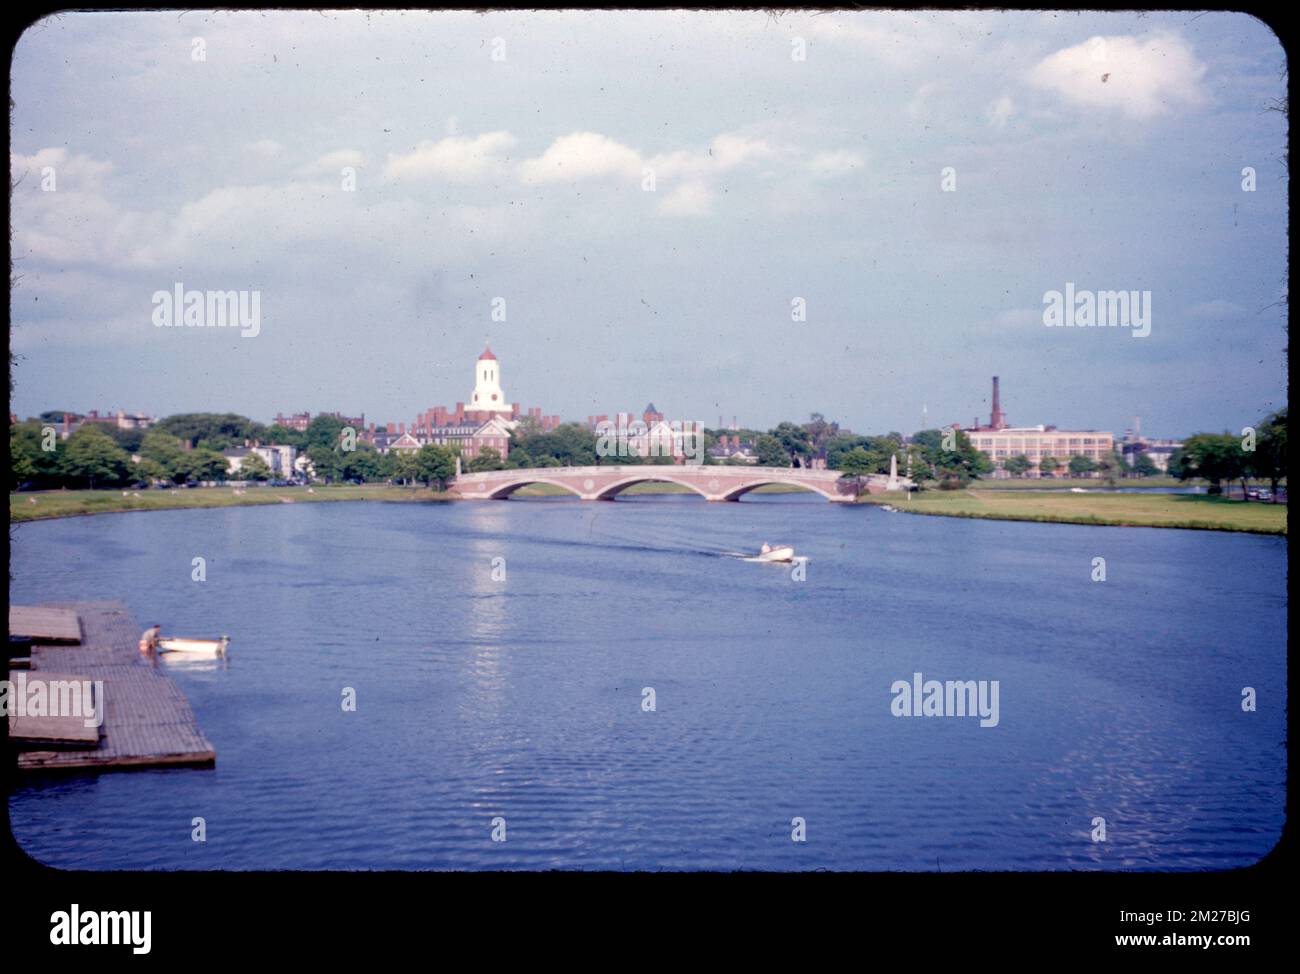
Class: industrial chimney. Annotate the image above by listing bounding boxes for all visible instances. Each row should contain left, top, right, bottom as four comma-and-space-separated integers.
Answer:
990, 376, 1007, 431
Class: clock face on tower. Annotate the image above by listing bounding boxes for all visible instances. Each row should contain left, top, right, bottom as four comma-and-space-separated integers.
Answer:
471, 344, 508, 412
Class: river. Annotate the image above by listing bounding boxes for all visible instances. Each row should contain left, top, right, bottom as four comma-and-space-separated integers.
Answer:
7, 494, 1287, 870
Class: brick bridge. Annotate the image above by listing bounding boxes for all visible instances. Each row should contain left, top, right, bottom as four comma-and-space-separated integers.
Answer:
447, 464, 911, 502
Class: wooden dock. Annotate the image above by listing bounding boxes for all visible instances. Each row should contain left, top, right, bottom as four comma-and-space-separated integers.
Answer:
10, 602, 216, 772
9, 605, 82, 643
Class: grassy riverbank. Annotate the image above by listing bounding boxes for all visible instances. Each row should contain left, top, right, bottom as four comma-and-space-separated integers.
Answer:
969, 476, 1282, 491
10, 484, 453, 522
858, 489, 1287, 535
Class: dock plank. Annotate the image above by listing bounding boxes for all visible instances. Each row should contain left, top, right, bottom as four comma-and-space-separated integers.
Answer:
9, 605, 82, 643
7, 671, 102, 745
14, 602, 216, 772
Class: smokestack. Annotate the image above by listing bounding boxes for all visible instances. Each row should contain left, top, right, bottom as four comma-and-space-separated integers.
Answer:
990, 376, 1006, 430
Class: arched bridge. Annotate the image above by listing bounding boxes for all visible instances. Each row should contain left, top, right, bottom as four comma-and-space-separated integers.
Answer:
447, 464, 911, 502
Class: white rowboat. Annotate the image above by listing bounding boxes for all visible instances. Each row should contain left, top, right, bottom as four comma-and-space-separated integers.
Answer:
158, 636, 229, 658
755, 545, 796, 563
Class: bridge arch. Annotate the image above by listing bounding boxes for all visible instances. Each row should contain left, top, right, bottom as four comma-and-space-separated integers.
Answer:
592, 475, 711, 501
485, 477, 584, 499
717, 480, 839, 502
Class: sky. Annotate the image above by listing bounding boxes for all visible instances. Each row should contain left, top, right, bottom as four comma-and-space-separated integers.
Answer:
8, 9, 1289, 438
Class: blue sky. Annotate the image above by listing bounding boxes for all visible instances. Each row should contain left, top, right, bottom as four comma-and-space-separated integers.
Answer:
9, 10, 1288, 437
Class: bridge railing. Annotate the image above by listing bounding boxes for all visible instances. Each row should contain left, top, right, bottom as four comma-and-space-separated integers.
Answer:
456, 463, 848, 479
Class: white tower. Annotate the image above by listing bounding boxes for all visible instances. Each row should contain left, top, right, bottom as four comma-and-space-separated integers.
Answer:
469, 341, 511, 413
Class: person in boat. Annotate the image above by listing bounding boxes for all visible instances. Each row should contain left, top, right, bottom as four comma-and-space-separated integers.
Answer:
760, 542, 772, 555
138, 624, 161, 653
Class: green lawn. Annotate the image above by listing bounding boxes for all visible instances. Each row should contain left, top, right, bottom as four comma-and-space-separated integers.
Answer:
859, 488, 1287, 535
10, 484, 451, 522
970, 476, 1282, 490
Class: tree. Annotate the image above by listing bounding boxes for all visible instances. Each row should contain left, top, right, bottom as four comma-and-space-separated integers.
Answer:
61, 427, 132, 489
755, 434, 789, 467
1096, 448, 1125, 487
265, 424, 307, 449
910, 427, 991, 488
1255, 409, 1287, 502
1173, 433, 1247, 495
415, 444, 459, 489
770, 422, 812, 467
903, 443, 933, 484
340, 444, 384, 482
102, 425, 145, 454
156, 413, 263, 449
1004, 454, 1032, 477
172, 448, 229, 484
824, 434, 873, 470
140, 428, 185, 463
467, 446, 505, 472
10, 430, 39, 489
132, 458, 169, 484
837, 447, 877, 476
304, 414, 348, 451
1132, 452, 1160, 477
388, 450, 420, 486
802, 413, 839, 459
1038, 456, 1059, 477
237, 454, 273, 481
513, 423, 598, 467
1068, 454, 1098, 476
10, 421, 62, 489
306, 444, 341, 483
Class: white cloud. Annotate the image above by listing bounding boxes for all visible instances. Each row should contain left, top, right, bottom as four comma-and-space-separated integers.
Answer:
987, 95, 1015, 130
657, 181, 712, 218
296, 149, 365, 177
1029, 33, 1207, 119
907, 82, 946, 120
807, 150, 865, 179
10, 147, 113, 192
518, 132, 643, 184
708, 133, 773, 170
382, 131, 516, 182
804, 14, 955, 68
246, 139, 284, 159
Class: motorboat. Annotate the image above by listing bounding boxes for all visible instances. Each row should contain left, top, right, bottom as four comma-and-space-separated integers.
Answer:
755, 544, 796, 563
157, 636, 229, 658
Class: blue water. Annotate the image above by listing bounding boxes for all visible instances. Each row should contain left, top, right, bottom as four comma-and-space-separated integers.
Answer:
7, 495, 1287, 870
